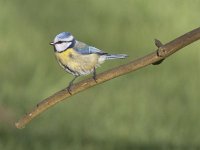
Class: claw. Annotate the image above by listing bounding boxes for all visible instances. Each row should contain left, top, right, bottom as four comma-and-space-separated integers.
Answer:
67, 86, 72, 95
66, 76, 78, 95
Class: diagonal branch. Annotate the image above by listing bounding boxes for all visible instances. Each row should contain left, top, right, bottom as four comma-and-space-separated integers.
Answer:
15, 27, 200, 129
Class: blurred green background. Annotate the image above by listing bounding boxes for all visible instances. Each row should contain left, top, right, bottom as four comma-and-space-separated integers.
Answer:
0, 0, 200, 149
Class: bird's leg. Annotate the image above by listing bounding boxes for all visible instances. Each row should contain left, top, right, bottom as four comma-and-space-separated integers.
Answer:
67, 76, 78, 94
93, 67, 97, 83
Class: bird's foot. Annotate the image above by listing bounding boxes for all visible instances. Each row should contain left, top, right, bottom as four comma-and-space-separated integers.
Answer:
66, 85, 72, 95
93, 75, 97, 83
66, 76, 78, 95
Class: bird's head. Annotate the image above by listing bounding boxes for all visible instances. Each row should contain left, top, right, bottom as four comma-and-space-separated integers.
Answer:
50, 32, 76, 52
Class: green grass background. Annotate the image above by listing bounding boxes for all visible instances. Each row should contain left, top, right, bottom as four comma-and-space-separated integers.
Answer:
0, 0, 200, 149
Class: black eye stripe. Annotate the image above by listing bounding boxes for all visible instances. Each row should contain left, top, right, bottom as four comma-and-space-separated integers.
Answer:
55, 41, 67, 44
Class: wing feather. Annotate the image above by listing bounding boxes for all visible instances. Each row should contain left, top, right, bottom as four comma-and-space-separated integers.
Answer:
74, 41, 107, 55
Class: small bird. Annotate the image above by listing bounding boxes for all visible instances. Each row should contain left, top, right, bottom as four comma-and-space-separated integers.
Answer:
50, 32, 127, 92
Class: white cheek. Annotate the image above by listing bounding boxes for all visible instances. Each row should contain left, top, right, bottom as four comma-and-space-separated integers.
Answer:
55, 42, 71, 52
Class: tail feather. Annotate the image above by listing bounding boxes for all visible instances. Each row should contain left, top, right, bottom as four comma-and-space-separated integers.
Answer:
105, 54, 128, 60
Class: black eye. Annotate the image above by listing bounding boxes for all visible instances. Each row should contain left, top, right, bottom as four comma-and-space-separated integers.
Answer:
56, 41, 66, 44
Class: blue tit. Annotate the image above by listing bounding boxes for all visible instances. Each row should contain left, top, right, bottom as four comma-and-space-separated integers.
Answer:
50, 32, 128, 92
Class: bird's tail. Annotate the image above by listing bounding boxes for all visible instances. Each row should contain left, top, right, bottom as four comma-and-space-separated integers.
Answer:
105, 54, 128, 60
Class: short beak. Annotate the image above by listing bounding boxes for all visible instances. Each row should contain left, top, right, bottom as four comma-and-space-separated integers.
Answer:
50, 42, 55, 45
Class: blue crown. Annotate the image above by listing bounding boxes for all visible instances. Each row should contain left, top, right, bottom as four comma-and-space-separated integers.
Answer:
56, 32, 72, 39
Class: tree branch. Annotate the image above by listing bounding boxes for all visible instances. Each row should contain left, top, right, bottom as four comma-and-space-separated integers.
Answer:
15, 27, 200, 129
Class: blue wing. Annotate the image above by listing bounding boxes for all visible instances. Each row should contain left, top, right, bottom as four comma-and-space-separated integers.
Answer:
74, 41, 107, 55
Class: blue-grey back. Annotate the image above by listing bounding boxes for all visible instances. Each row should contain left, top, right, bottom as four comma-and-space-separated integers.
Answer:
74, 41, 107, 55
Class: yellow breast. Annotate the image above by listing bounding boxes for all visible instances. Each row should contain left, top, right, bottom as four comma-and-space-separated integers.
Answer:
55, 48, 100, 75
55, 48, 75, 65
